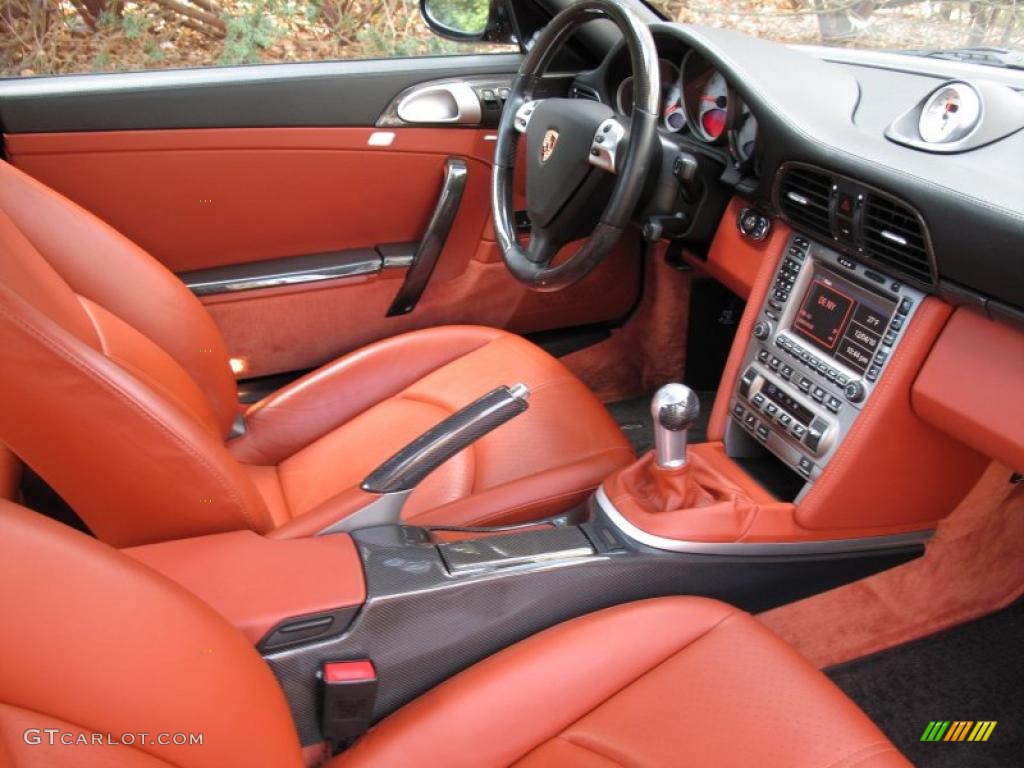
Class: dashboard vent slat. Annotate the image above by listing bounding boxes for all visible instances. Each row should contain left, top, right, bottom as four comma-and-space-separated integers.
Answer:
779, 168, 832, 240
862, 195, 933, 284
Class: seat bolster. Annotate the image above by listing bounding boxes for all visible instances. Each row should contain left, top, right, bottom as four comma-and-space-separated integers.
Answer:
333, 597, 911, 768
405, 446, 634, 528
0, 500, 304, 768
0, 160, 239, 437
0, 298, 272, 546
230, 325, 505, 465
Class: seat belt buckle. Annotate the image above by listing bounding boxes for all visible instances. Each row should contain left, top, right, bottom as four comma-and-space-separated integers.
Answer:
320, 660, 378, 747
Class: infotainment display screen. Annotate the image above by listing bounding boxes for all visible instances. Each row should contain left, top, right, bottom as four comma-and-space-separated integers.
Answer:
791, 268, 896, 374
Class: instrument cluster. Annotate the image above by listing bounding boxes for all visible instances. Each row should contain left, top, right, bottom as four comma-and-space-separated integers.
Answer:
608, 46, 760, 172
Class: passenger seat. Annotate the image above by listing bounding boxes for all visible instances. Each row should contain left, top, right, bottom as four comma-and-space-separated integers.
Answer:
0, 498, 910, 767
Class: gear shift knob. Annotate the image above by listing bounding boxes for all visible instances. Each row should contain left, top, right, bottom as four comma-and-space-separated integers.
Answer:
651, 383, 700, 469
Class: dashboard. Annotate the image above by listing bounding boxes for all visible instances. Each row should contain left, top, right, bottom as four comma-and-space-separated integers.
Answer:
570, 24, 1024, 325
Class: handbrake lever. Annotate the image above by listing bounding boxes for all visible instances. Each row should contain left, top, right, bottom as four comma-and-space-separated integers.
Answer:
318, 383, 530, 534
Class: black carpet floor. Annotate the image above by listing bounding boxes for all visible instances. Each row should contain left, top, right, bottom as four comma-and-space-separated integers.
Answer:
605, 390, 715, 455
827, 600, 1024, 768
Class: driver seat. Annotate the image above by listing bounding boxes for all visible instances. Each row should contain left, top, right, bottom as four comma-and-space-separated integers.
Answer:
0, 160, 633, 547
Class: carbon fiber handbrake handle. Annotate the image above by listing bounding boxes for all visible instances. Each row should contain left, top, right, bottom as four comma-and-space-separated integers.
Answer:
362, 384, 531, 495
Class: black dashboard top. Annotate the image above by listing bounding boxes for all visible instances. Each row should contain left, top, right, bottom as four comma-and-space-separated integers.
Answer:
579, 23, 1024, 316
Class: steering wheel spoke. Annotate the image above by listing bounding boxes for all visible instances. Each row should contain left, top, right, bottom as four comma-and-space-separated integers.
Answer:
514, 100, 542, 133
588, 117, 627, 174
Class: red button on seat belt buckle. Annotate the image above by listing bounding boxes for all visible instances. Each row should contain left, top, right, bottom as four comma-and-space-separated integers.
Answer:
321, 660, 378, 747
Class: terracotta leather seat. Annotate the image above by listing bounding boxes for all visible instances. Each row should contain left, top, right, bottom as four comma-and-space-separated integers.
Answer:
0, 498, 910, 767
0, 161, 632, 546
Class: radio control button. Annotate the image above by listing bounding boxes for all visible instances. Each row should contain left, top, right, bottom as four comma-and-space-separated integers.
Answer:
811, 386, 826, 403
780, 364, 794, 380
756, 424, 771, 441
757, 349, 770, 363
765, 403, 778, 416
826, 395, 843, 413
733, 403, 746, 419
752, 393, 766, 408
837, 374, 849, 387
791, 423, 807, 439
744, 413, 758, 430
769, 357, 781, 371
866, 365, 881, 382
778, 413, 792, 427
874, 349, 889, 365
797, 377, 812, 393
898, 297, 913, 315
883, 330, 897, 345
798, 456, 814, 476
890, 316, 904, 331
844, 380, 866, 403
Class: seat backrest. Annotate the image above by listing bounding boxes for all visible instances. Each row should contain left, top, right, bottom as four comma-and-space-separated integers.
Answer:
0, 498, 304, 767
0, 161, 272, 546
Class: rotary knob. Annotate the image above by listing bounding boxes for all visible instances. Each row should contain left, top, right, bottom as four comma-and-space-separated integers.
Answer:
753, 320, 772, 341
845, 380, 866, 403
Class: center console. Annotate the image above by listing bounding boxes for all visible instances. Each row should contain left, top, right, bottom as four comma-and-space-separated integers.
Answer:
727, 234, 925, 484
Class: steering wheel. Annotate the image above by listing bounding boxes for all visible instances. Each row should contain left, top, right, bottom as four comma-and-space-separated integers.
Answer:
491, 0, 660, 291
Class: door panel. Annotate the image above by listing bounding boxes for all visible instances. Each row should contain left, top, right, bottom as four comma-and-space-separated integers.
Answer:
1, 58, 643, 378
5, 128, 492, 273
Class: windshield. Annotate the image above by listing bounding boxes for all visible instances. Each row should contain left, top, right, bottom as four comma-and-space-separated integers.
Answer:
645, 1, 1024, 63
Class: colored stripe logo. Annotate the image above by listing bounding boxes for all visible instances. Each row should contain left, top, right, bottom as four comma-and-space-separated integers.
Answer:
920, 721, 997, 742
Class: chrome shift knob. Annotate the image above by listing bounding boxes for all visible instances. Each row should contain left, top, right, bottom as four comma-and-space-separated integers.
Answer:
651, 383, 700, 469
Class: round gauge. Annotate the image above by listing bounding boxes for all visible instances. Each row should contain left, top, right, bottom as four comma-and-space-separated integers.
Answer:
681, 51, 729, 143
615, 58, 683, 132
918, 82, 981, 144
727, 96, 758, 168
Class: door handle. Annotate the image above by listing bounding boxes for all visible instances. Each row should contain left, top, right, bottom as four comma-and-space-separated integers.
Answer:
396, 82, 482, 125
387, 157, 468, 316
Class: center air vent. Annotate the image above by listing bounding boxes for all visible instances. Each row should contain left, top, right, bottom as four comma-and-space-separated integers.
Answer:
862, 195, 933, 284
775, 163, 936, 288
778, 167, 832, 240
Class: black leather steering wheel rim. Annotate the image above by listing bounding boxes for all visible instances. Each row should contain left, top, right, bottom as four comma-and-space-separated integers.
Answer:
491, 0, 660, 291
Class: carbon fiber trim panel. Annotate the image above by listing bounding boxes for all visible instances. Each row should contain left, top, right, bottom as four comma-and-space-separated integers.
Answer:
264, 512, 920, 745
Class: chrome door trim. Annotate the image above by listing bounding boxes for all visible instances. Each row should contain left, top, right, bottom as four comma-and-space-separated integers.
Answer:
180, 248, 382, 296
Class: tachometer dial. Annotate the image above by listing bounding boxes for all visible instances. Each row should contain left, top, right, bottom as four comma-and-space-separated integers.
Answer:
696, 70, 728, 141
681, 51, 729, 144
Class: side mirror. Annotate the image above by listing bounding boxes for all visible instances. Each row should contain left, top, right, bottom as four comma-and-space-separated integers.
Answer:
420, 0, 518, 44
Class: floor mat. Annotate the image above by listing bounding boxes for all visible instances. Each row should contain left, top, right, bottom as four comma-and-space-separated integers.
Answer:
605, 390, 714, 455
828, 600, 1024, 768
